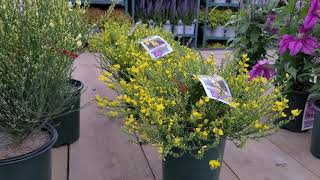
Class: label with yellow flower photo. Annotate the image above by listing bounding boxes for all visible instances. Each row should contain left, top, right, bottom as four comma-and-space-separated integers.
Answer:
198, 75, 232, 105
302, 94, 320, 130
140, 35, 173, 60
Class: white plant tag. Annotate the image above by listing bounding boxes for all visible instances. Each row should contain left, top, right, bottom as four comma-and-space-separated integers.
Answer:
140, 36, 173, 60
198, 75, 232, 105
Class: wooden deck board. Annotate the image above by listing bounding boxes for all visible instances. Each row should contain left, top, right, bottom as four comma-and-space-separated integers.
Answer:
267, 129, 320, 178
224, 138, 320, 180
52, 146, 68, 180
142, 144, 239, 180
68, 53, 154, 180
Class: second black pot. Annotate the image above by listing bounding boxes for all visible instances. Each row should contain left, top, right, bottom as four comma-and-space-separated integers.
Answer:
52, 79, 84, 148
281, 91, 309, 132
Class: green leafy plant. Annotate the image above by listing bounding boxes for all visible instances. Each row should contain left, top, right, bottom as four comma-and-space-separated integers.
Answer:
0, 0, 88, 142
229, 1, 279, 65
208, 9, 233, 29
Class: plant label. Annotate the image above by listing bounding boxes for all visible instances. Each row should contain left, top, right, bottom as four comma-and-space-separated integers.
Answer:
198, 75, 232, 105
140, 36, 173, 60
302, 94, 320, 130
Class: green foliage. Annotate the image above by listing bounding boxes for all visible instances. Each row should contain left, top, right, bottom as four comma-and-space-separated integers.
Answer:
0, 0, 89, 141
204, 9, 233, 28
229, 1, 279, 64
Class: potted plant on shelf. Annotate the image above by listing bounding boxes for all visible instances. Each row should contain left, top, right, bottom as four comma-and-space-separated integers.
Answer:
273, 0, 320, 132
207, 9, 232, 38
0, 0, 87, 179
91, 20, 297, 180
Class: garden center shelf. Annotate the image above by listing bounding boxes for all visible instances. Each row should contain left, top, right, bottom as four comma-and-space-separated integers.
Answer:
207, 2, 240, 8
130, 0, 201, 48
202, 0, 240, 47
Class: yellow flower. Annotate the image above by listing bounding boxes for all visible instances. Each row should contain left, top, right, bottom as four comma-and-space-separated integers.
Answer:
254, 121, 262, 129
174, 137, 182, 146
286, 73, 290, 79
230, 102, 240, 108
107, 83, 116, 89
155, 103, 165, 112
171, 100, 176, 106
196, 99, 204, 107
107, 111, 119, 118
281, 112, 287, 117
98, 75, 110, 82
203, 96, 210, 102
262, 125, 269, 130
113, 64, 121, 70
291, 109, 302, 117
209, 160, 221, 170
192, 111, 202, 119
213, 128, 223, 136
103, 71, 113, 77
109, 101, 120, 107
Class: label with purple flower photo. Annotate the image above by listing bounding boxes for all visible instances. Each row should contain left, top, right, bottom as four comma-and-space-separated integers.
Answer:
302, 94, 320, 130
198, 75, 232, 105
140, 35, 173, 60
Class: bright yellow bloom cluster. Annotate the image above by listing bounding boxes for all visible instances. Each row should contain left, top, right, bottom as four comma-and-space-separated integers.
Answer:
209, 160, 221, 169
91, 20, 293, 164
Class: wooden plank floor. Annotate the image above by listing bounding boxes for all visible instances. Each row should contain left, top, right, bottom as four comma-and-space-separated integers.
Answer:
52, 52, 320, 180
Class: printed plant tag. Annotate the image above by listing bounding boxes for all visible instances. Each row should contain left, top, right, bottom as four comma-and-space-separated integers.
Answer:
198, 75, 232, 105
140, 35, 173, 60
302, 94, 319, 130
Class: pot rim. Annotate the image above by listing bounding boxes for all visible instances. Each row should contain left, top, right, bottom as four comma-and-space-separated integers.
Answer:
0, 124, 58, 165
70, 79, 84, 94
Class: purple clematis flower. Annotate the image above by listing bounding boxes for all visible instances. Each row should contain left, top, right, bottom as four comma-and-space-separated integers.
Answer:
279, 27, 319, 56
303, 0, 320, 31
249, 60, 275, 81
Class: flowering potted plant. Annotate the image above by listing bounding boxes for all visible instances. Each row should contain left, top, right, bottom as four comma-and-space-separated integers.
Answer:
91, 20, 298, 180
274, 0, 320, 132
0, 0, 87, 179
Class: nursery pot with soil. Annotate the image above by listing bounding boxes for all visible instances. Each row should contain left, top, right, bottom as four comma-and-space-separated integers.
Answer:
0, 125, 58, 180
311, 99, 320, 158
52, 79, 84, 147
163, 139, 226, 180
281, 91, 309, 132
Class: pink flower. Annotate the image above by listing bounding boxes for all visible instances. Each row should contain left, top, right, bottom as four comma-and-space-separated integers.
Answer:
279, 27, 319, 56
248, 60, 275, 81
303, 0, 320, 31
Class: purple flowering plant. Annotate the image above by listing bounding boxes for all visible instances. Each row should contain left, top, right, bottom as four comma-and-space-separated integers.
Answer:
274, 0, 320, 92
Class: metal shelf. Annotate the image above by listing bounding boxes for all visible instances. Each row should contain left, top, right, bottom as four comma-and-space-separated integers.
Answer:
130, 0, 201, 48
208, 2, 240, 8
205, 36, 230, 41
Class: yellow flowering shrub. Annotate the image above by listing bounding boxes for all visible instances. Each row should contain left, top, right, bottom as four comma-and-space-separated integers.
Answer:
91, 20, 293, 160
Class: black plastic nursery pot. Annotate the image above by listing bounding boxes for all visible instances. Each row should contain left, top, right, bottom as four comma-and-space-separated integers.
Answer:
311, 100, 320, 158
163, 139, 226, 180
282, 91, 309, 132
52, 79, 84, 148
0, 125, 58, 180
